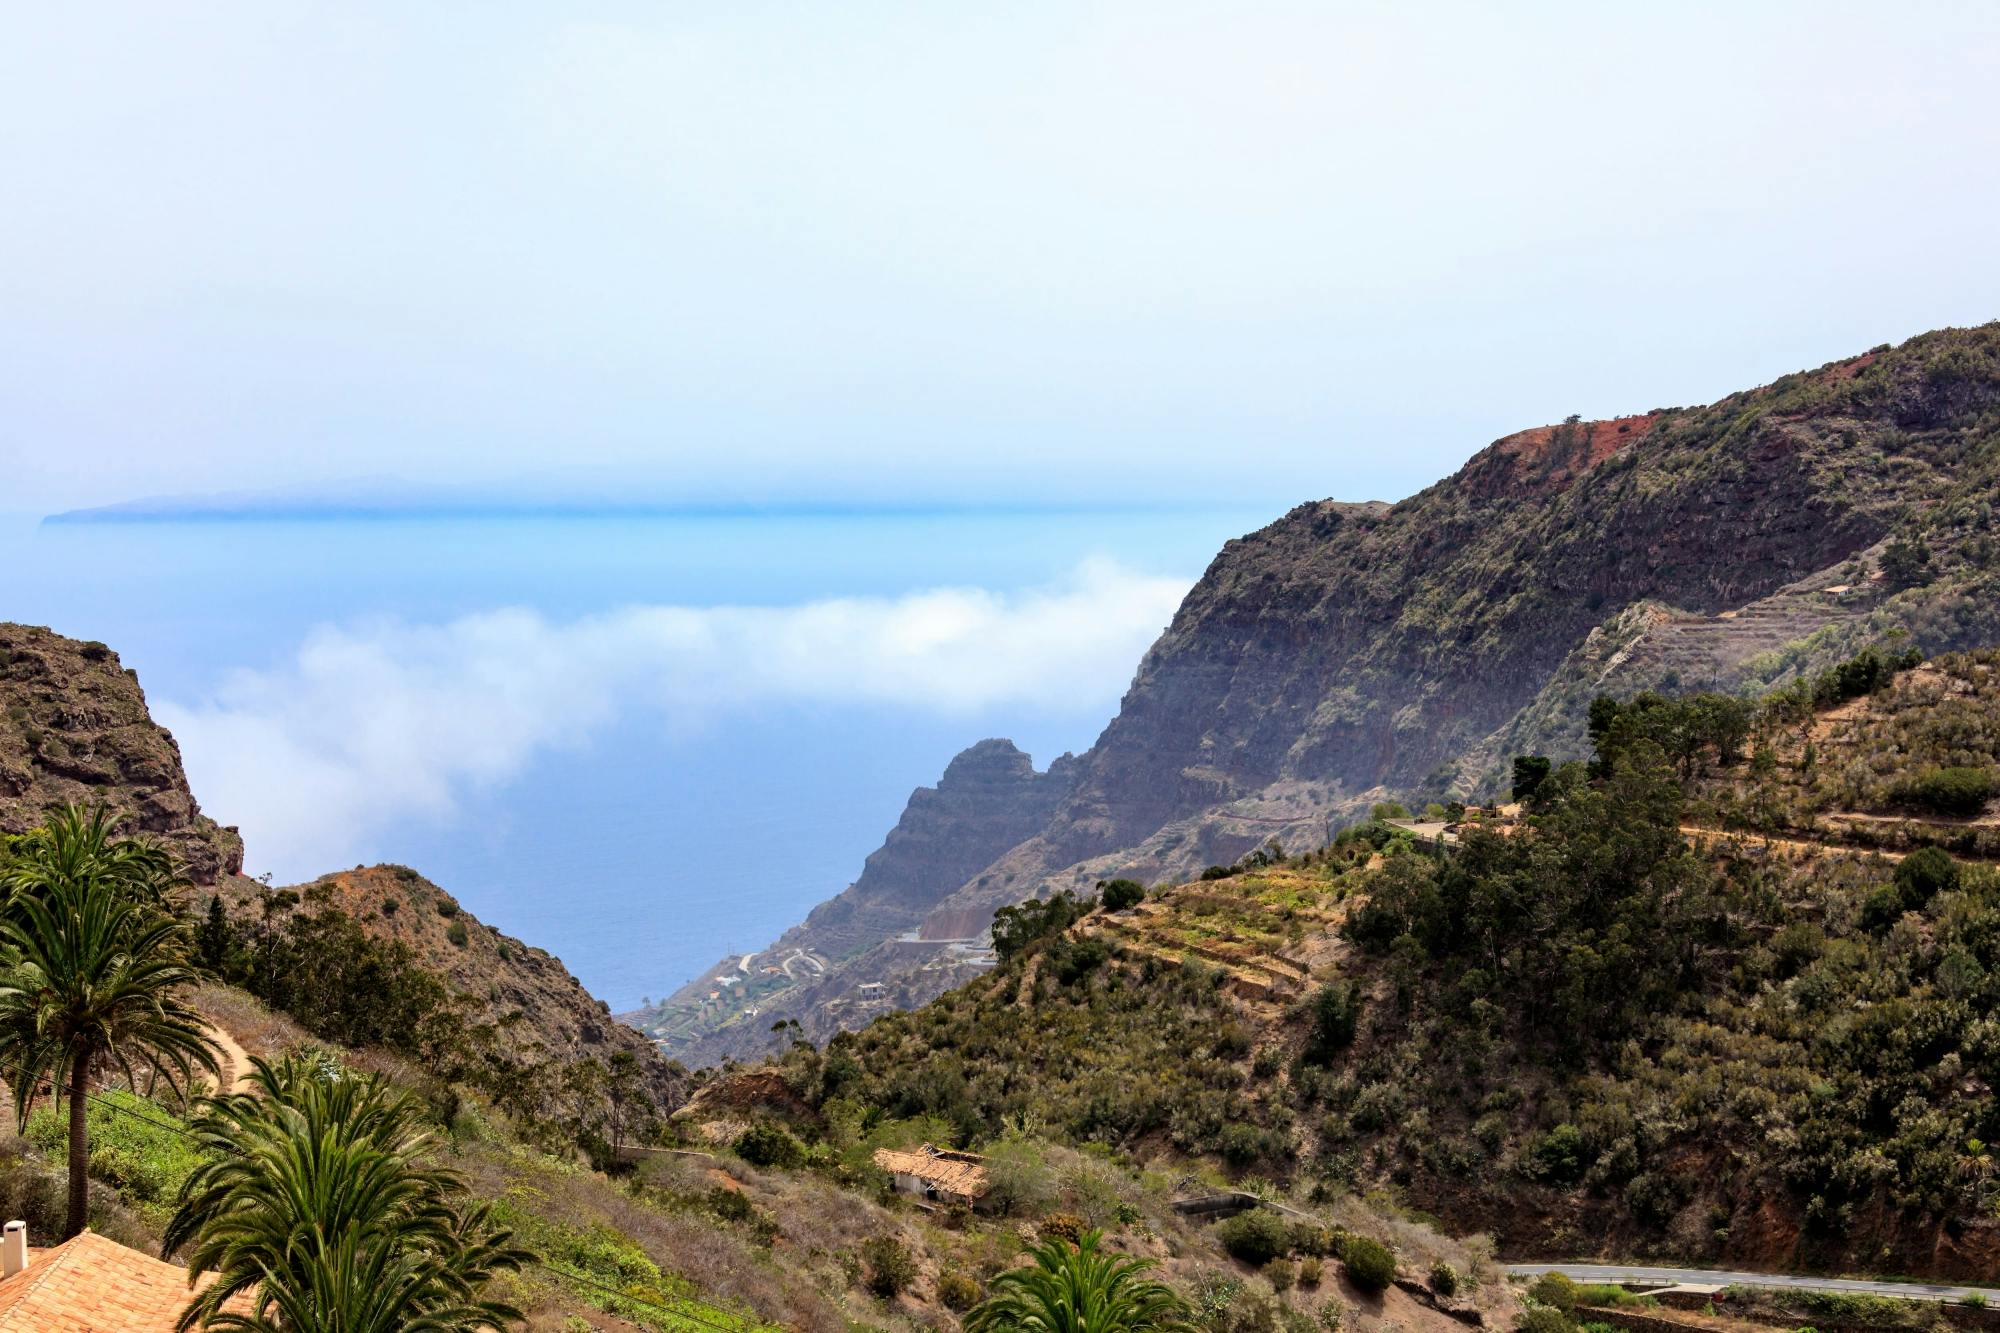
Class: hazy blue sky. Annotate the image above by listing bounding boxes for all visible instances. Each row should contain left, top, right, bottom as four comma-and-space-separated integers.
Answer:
5, 1, 1998, 512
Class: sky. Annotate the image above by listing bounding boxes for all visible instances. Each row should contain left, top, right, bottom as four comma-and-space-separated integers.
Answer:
5, 1, 1999, 515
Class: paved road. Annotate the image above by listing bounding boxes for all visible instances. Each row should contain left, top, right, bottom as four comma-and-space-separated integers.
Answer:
1504, 1263, 2000, 1303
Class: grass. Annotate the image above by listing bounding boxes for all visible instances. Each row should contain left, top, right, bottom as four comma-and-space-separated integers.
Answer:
23, 1089, 209, 1228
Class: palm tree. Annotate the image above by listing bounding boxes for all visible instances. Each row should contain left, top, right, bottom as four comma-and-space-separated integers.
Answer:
2, 804, 178, 909
0, 806, 218, 1238
168, 1051, 530, 1332
966, 1230, 1190, 1333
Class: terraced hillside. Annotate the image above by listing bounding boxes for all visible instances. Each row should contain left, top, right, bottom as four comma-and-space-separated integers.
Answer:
798, 649, 2000, 1282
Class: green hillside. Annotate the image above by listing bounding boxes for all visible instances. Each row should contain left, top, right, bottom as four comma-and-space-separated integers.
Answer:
762, 649, 2000, 1282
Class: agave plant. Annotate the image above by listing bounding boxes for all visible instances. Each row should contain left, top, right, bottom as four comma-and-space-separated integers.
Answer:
167, 1051, 530, 1332
966, 1229, 1190, 1333
0, 805, 218, 1238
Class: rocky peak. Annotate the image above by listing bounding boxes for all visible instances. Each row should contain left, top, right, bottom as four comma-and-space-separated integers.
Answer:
0, 623, 243, 884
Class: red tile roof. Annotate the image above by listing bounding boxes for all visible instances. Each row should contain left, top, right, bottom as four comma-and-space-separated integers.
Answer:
0, 1230, 233, 1331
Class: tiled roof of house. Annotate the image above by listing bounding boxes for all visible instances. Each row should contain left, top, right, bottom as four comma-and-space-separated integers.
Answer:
872, 1144, 989, 1197
0, 1231, 232, 1331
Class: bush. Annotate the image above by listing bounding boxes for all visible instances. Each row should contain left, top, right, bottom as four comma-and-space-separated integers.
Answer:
1039, 1211, 1086, 1245
1895, 846, 1962, 907
1216, 1209, 1290, 1266
1861, 885, 1906, 934
1298, 1257, 1323, 1287
1429, 1261, 1459, 1297
861, 1235, 916, 1298
1338, 1236, 1396, 1293
1287, 1221, 1333, 1256
1263, 1257, 1295, 1292
1101, 878, 1146, 911
1527, 1272, 1578, 1313
734, 1121, 805, 1169
444, 919, 469, 948
1528, 1123, 1587, 1183
1515, 1309, 1573, 1333
938, 1272, 981, 1311
1896, 767, 1997, 818
1302, 982, 1363, 1065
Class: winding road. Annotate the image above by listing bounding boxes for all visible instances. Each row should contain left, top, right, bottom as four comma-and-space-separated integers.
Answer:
1504, 1262, 2000, 1303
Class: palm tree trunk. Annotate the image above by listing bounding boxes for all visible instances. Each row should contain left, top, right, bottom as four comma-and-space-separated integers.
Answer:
65, 1047, 92, 1239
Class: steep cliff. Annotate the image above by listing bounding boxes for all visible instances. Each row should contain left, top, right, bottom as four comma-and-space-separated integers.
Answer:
635, 739, 1075, 1065
660, 322, 2000, 1064
0, 623, 243, 883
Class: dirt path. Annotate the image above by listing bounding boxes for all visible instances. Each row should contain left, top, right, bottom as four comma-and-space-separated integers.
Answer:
1679, 825, 1908, 862
202, 1021, 254, 1095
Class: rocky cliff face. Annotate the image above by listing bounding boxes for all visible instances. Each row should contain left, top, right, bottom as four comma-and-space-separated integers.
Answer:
0, 623, 243, 883
658, 323, 2000, 1065
635, 738, 1075, 1065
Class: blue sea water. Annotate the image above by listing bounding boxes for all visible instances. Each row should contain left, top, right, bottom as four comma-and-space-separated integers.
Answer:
0, 506, 1275, 1009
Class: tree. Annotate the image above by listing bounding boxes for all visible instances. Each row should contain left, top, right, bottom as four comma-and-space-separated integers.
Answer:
167, 1051, 530, 1331
196, 895, 234, 974
0, 806, 219, 1238
1511, 756, 1552, 803
966, 1230, 1189, 1333
1881, 536, 1933, 588
1100, 879, 1146, 912
1300, 982, 1362, 1066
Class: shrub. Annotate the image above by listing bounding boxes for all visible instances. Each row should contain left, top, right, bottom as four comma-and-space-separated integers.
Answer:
445, 919, 469, 948
1429, 1261, 1459, 1297
1265, 1258, 1295, 1292
1318, 1299, 1344, 1332
1039, 1211, 1086, 1245
1895, 846, 1962, 907
1302, 982, 1363, 1065
435, 895, 460, 918
1527, 1123, 1587, 1183
1527, 1272, 1578, 1313
1861, 885, 1906, 934
861, 1235, 916, 1297
1298, 1257, 1323, 1286
734, 1121, 805, 1169
1516, 1309, 1573, 1333
1201, 865, 1235, 881
1896, 767, 1997, 818
1287, 1221, 1333, 1256
1338, 1236, 1396, 1293
1216, 1209, 1289, 1266
1101, 878, 1146, 911
938, 1272, 981, 1311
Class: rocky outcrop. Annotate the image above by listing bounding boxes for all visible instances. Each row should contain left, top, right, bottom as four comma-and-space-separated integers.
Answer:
656, 323, 2000, 1065
635, 739, 1075, 1065
0, 623, 243, 883
0, 624, 685, 1110
216, 865, 685, 1107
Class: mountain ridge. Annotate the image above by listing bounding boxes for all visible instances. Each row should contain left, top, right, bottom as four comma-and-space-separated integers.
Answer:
646, 322, 2000, 1067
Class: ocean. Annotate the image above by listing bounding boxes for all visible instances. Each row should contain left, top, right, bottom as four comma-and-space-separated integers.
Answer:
0, 505, 1275, 1009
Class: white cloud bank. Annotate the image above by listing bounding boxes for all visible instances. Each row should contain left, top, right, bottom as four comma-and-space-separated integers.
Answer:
157, 560, 1187, 876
